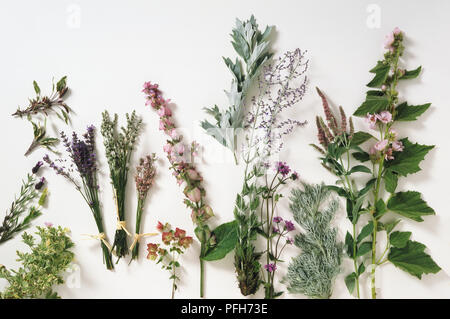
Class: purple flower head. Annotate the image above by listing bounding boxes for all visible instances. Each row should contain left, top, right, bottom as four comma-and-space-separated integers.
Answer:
275, 161, 291, 177
273, 216, 283, 223
264, 263, 277, 273
284, 220, 295, 232
291, 171, 299, 181
286, 237, 294, 245
272, 226, 280, 234
32, 161, 43, 174
35, 177, 46, 190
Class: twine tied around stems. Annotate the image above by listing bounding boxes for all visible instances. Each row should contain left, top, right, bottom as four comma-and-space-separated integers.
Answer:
129, 232, 158, 251
116, 220, 131, 236
81, 232, 115, 255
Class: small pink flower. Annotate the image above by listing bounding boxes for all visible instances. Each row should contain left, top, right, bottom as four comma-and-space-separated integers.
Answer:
169, 129, 178, 140
384, 31, 395, 50
387, 128, 398, 140
376, 111, 392, 124
187, 169, 202, 181
393, 27, 402, 35
159, 119, 166, 131
366, 113, 378, 130
174, 143, 185, 155
186, 187, 201, 202
157, 106, 172, 117
385, 148, 394, 160
374, 139, 389, 151
163, 143, 173, 154
392, 140, 404, 152
44, 222, 53, 228
381, 84, 387, 91
369, 145, 377, 155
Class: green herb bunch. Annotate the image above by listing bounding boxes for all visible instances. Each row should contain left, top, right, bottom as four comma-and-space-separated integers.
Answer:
285, 183, 342, 299
12, 76, 71, 156
1, 164, 47, 244
101, 110, 142, 261
312, 28, 440, 299
201, 15, 274, 164
0, 225, 74, 299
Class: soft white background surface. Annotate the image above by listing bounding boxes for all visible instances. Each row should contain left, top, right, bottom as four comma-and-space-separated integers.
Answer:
0, 0, 449, 299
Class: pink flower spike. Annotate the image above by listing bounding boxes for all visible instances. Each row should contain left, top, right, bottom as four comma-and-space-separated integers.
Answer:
163, 143, 173, 154
374, 139, 389, 151
376, 111, 392, 124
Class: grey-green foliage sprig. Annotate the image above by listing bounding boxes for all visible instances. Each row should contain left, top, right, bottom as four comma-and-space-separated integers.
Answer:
201, 15, 274, 163
101, 110, 142, 260
0, 174, 47, 245
24, 119, 59, 156
285, 183, 342, 299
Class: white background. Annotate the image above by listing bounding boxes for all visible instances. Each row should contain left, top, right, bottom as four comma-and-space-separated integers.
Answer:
0, 0, 449, 299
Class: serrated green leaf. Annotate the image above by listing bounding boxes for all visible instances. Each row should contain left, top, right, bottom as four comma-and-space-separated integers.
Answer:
390, 231, 411, 248
353, 95, 390, 116
400, 66, 421, 80
367, 62, 390, 88
358, 178, 376, 198
395, 102, 431, 121
388, 240, 440, 279
374, 199, 388, 219
387, 191, 435, 222
383, 219, 401, 234
384, 138, 434, 177
348, 165, 371, 175
384, 170, 398, 193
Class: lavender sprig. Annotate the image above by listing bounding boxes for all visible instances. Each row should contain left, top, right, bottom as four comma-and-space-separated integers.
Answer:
44, 125, 114, 270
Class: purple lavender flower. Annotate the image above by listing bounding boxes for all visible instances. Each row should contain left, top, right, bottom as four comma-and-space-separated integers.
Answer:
264, 263, 277, 273
275, 161, 291, 177
31, 161, 43, 174
273, 216, 283, 223
284, 220, 295, 232
35, 177, 46, 190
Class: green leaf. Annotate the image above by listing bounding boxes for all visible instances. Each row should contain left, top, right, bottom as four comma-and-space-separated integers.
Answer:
384, 170, 398, 193
348, 165, 371, 175
395, 102, 431, 121
390, 231, 411, 248
33, 81, 41, 95
400, 66, 421, 80
345, 232, 354, 258
388, 240, 441, 279
202, 220, 238, 261
357, 221, 374, 243
350, 131, 375, 146
345, 272, 357, 294
384, 138, 434, 177
56, 76, 67, 92
356, 241, 372, 257
352, 151, 370, 163
367, 62, 390, 88
383, 219, 401, 234
387, 191, 435, 222
353, 95, 389, 116
358, 262, 366, 275
352, 196, 365, 224
374, 199, 387, 219
358, 178, 376, 197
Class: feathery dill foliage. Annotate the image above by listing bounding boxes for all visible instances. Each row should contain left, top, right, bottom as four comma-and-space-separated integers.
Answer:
0, 167, 47, 244
201, 15, 274, 164
101, 110, 142, 260
0, 225, 74, 299
285, 183, 342, 299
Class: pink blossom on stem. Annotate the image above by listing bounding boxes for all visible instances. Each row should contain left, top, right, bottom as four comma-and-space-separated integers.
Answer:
374, 139, 389, 151
392, 140, 404, 152
393, 27, 402, 35
376, 111, 392, 124
385, 148, 395, 160
366, 113, 378, 130
384, 31, 395, 50
186, 188, 201, 203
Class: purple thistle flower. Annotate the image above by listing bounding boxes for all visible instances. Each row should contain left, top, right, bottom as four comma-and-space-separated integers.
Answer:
273, 216, 283, 223
264, 263, 277, 273
275, 161, 291, 177
284, 220, 295, 232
